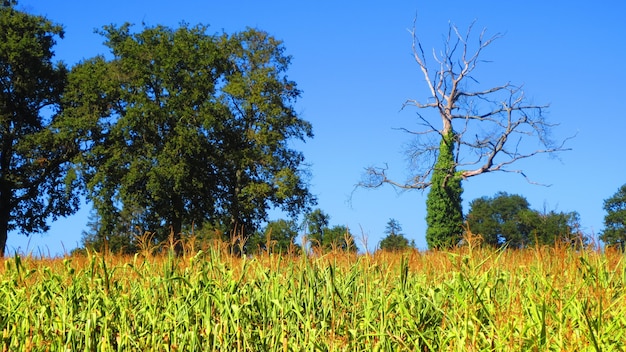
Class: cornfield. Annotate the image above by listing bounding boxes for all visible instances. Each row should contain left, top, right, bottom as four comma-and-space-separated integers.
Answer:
1, 241, 625, 351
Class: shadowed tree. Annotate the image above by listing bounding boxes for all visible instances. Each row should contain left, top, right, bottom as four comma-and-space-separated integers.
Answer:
246, 219, 301, 255
0, 3, 80, 256
361, 21, 571, 249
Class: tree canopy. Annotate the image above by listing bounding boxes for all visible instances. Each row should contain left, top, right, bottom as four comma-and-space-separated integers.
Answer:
600, 184, 626, 250
305, 209, 357, 252
246, 219, 301, 255
466, 192, 584, 248
64, 23, 314, 251
0, 4, 80, 256
379, 218, 413, 251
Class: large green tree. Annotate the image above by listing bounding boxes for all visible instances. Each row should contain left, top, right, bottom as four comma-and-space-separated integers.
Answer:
600, 184, 626, 250
467, 192, 583, 248
361, 22, 569, 249
0, 3, 79, 256
65, 23, 314, 251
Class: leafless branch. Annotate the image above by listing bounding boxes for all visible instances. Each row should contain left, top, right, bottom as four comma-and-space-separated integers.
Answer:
359, 20, 572, 192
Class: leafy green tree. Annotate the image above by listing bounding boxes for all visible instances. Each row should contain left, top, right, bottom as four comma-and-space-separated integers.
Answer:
424, 131, 464, 248
467, 192, 583, 248
523, 209, 584, 247
600, 184, 626, 250
305, 208, 329, 248
80, 209, 139, 254
65, 23, 314, 252
246, 219, 300, 255
467, 192, 532, 247
379, 218, 412, 251
0, 3, 80, 256
305, 209, 357, 252
361, 22, 569, 249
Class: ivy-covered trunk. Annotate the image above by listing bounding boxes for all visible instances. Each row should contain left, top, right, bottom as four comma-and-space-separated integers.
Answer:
425, 131, 464, 249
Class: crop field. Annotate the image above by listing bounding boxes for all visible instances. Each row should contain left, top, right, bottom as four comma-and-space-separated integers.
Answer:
1, 241, 625, 351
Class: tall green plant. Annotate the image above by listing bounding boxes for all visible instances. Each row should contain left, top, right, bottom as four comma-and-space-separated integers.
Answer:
425, 131, 463, 249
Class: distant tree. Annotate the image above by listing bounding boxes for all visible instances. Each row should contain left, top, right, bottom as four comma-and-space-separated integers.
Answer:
246, 219, 300, 255
305, 209, 357, 252
600, 184, 626, 250
467, 192, 532, 247
64, 23, 314, 253
0, 4, 80, 256
379, 218, 411, 251
324, 225, 357, 252
304, 208, 329, 246
467, 192, 583, 248
524, 209, 584, 247
80, 207, 145, 254
360, 22, 571, 249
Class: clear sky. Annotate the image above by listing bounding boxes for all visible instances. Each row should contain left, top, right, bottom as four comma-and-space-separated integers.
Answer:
8, 0, 626, 256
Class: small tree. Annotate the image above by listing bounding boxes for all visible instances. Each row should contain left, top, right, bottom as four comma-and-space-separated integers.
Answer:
379, 219, 411, 251
246, 219, 300, 255
600, 184, 626, 250
305, 209, 357, 252
361, 21, 571, 249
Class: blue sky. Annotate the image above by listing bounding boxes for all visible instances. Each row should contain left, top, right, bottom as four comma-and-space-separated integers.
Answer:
8, 0, 626, 255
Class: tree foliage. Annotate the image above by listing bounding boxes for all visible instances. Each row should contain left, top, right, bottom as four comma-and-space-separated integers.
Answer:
466, 192, 584, 248
64, 23, 314, 252
379, 218, 413, 251
246, 219, 300, 255
600, 184, 626, 250
360, 21, 570, 249
0, 5, 79, 256
305, 209, 357, 252
425, 131, 464, 248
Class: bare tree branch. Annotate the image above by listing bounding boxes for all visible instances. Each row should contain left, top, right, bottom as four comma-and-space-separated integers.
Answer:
359, 20, 572, 192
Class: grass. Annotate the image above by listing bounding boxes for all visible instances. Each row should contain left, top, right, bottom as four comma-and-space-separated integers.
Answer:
0, 240, 625, 351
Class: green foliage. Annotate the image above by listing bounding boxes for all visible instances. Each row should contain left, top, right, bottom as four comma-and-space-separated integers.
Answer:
80, 210, 139, 254
0, 5, 79, 256
246, 219, 301, 255
467, 192, 584, 248
64, 23, 314, 251
600, 184, 626, 250
425, 131, 464, 249
379, 218, 412, 251
305, 209, 357, 252
466, 192, 532, 247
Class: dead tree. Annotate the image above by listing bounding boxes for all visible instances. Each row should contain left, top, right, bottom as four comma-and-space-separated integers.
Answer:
362, 21, 571, 191
360, 21, 572, 248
